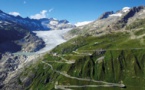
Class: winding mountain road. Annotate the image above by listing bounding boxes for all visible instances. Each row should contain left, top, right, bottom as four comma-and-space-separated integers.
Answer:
41, 61, 126, 90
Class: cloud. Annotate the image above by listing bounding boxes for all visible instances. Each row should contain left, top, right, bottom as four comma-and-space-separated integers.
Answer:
49, 8, 53, 13
9, 12, 21, 16
75, 21, 93, 27
30, 10, 48, 19
24, 1, 26, 4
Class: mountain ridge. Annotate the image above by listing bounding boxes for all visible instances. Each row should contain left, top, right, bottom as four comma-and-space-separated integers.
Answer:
0, 10, 75, 31
64, 6, 145, 39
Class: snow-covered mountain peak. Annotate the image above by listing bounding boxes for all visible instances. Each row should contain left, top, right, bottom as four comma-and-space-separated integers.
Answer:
109, 7, 131, 17
40, 18, 75, 30
0, 10, 75, 30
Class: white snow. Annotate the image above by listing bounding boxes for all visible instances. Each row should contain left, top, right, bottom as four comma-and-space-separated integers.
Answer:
109, 7, 130, 17
33, 28, 72, 54
75, 21, 93, 27
50, 20, 59, 25
109, 13, 122, 17
122, 7, 130, 12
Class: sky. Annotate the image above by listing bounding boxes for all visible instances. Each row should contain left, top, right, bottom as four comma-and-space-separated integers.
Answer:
0, 0, 145, 24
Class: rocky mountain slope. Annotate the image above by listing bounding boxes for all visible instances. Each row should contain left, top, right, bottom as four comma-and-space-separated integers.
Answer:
65, 6, 145, 39
0, 10, 75, 31
0, 20, 45, 53
2, 6, 145, 90
0, 16, 45, 88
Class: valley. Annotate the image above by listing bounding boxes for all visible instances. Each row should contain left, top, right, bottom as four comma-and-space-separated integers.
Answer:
1, 28, 72, 89
1, 5, 145, 90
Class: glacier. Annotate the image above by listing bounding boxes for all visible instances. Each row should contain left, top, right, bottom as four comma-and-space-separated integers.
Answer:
33, 28, 72, 54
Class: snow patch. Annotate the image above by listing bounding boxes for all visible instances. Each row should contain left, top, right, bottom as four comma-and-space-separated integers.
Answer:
109, 7, 130, 17
50, 20, 59, 25
109, 13, 122, 17
122, 7, 130, 12
33, 28, 72, 54
75, 21, 93, 27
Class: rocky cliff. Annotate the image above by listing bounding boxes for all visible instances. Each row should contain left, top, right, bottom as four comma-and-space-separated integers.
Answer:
0, 20, 45, 53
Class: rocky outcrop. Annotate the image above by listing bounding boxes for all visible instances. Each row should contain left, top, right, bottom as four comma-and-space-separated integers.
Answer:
0, 20, 45, 53
98, 11, 114, 19
123, 6, 145, 20
0, 52, 43, 90
112, 6, 145, 30
0, 53, 27, 89
16, 32, 45, 52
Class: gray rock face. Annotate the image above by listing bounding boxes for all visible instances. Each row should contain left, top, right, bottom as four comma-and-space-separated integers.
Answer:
0, 52, 42, 90
123, 6, 143, 20
16, 32, 45, 52
0, 20, 45, 53
112, 6, 145, 30
0, 53, 27, 89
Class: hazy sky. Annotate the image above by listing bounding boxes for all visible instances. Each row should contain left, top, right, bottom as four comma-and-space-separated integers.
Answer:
0, 0, 145, 23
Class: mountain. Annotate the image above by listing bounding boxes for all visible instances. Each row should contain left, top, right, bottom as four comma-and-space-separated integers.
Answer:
2, 5, 145, 90
64, 6, 145, 39
0, 11, 45, 30
0, 9, 74, 88
0, 16, 46, 88
40, 18, 75, 30
0, 20, 45, 53
0, 10, 75, 31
